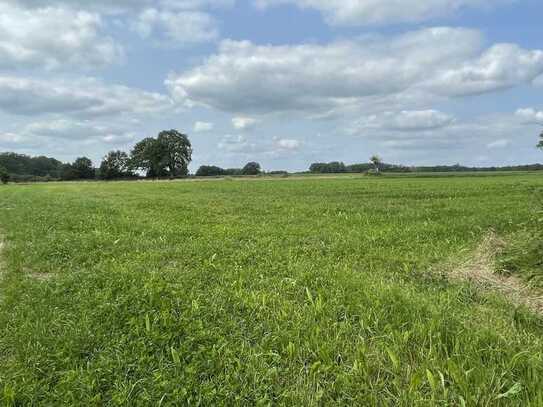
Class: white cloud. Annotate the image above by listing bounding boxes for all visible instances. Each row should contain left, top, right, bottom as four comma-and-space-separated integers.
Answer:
274, 138, 301, 150
193, 121, 214, 132
133, 8, 219, 45
217, 134, 257, 153
232, 116, 260, 130
23, 119, 136, 144
0, 3, 122, 70
167, 28, 543, 116
487, 139, 511, 149
0, 75, 173, 118
3, 0, 235, 14
353, 110, 455, 132
516, 108, 543, 124
254, 0, 511, 26
426, 44, 543, 96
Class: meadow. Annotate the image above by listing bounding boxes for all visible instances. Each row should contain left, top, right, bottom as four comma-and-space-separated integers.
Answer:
0, 174, 542, 405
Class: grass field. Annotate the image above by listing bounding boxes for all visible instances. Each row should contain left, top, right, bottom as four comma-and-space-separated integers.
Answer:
0, 174, 542, 405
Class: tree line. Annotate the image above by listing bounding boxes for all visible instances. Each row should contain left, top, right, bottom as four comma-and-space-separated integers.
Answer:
1, 130, 542, 184
0, 130, 194, 183
0, 130, 265, 183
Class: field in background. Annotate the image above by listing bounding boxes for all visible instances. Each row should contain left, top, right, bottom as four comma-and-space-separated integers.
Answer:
0, 174, 542, 405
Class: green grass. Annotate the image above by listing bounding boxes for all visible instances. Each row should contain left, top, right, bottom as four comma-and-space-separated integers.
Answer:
498, 230, 543, 288
0, 174, 542, 405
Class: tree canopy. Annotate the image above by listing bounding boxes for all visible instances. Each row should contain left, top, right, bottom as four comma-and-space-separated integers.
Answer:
0, 165, 9, 184
196, 165, 226, 177
130, 130, 192, 178
538, 131, 543, 150
72, 157, 95, 179
99, 151, 132, 180
242, 162, 262, 175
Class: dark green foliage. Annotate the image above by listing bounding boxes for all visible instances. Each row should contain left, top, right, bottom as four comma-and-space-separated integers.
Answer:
157, 130, 192, 177
0, 152, 62, 178
99, 151, 132, 180
72, 157, 95, 180
241, 162, 262, 175
59, 164, 79, 181
0, 165, 9, 184
309, 162, 347, 173
196, 165, 226, 177
309, 161, 543, 174
130, 130, 192, 178
537, 131, 543, 150
224, 168, 243, 176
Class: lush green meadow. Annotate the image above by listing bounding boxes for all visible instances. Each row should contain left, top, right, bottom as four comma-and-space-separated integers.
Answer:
0, 174, 542, 405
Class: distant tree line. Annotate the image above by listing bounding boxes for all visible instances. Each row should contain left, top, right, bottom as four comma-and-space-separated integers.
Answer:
195, 162, 262, 177
309, 161, 543, 174
1, 130, 542, 184
0, 129, 192, 183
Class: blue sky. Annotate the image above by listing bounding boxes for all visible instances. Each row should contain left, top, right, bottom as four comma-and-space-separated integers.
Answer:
0, 0, 542, 171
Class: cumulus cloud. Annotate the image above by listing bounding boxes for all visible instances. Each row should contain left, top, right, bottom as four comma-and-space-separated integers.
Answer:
217, 134, 258, 153
133, 8, 219, 45
23, 119, 137, 144
274, 138, 301, 150
232, 116, 260, 130
3, 0, 235, 14
254, 0, 511, 26
0, 3, 122, 70
426, 44, 543, 96
166, 28, 543, 116
353, 110, 455, 132
0, 75, 173, 118
516, 108, 543, 124
3, 0, 235, 49
193, 121, 214, 132
487, 139, 511, 149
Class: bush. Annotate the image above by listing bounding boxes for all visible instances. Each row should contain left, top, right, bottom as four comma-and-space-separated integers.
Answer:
242, 162, 262, 175
196, 166, 226, 177
0, 165, 9, 184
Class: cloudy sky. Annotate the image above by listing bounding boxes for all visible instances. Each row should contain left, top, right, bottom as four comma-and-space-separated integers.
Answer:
1, 0, 542, 171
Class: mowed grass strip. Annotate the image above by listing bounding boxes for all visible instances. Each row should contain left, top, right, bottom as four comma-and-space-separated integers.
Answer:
0, 175, 542, 405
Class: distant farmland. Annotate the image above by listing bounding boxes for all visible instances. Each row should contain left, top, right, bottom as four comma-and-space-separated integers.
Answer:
1, 173, 542, 405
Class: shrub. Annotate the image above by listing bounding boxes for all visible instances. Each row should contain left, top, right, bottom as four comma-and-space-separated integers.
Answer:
0, 165, 9, 184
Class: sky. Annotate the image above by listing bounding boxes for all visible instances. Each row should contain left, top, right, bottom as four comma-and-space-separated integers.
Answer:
0, 0, 542, 172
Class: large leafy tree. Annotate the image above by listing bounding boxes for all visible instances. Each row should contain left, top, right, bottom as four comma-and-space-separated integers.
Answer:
99, 151, 131, 180
72, 157, 95, 179
157, 130, 192, 177
538, 131, 543, 150
241, 162, 262, 175
130, 137, 165, 177
130, 131, 192, 178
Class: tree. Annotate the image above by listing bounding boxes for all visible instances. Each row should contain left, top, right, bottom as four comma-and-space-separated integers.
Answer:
242, 162, 262, 175
309, 162, 346, 173
538, 131, 543, 150
60, 164, 79, 181
0, 165, 9, 184
370, 155, 382, 173
196, 165, 225, 177
130, 130, 192, 178
157, 130, 192, 177
72, 157, 95, 179
130, 137, 164, 177
99, 151, 131, 180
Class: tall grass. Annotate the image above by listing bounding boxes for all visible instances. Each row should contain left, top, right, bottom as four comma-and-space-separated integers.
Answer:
0, 174, 542, 405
